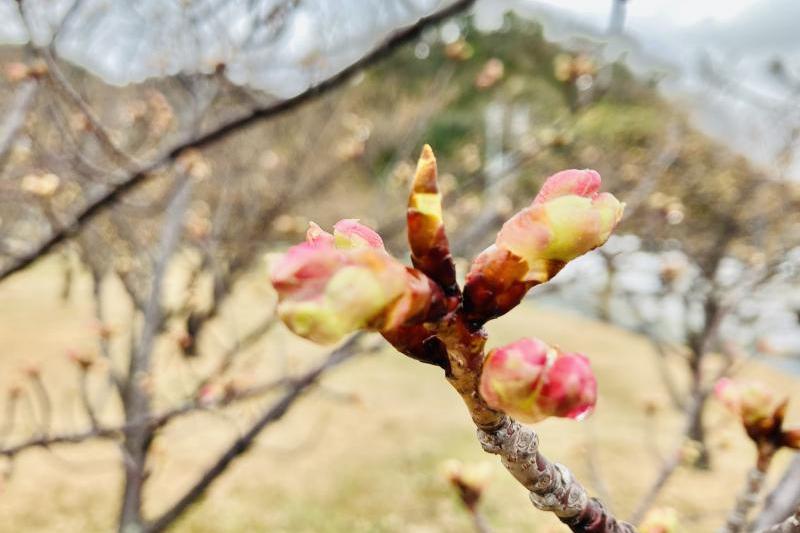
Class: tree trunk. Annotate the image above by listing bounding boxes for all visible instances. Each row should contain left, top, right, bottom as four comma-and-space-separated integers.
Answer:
118, 446, 147, 532
686, 338, 711, 470
686, 392, 711, 469
118, 402, 153, 533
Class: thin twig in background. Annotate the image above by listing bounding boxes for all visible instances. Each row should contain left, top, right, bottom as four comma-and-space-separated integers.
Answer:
0, 0, 477, 283
0, 80, 38, 170
118, 175, 193, 529
146, 334, 380, 533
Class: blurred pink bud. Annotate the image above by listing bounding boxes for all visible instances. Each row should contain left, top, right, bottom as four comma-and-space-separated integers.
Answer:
22, 364, 40, 378
91, 320, 115, 340
197, 384, 219, 406
475, 58, 504, 89
479, 338, 597, 423
66, 349, 94, 370
4, 62, 29, 83
271, 220, 443, 344
714, 378, 778, 426
464, 169, 623, 322
640, 507, 679, 533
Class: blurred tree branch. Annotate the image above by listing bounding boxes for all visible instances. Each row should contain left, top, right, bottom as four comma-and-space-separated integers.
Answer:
753, 456, 800, 532
0, 0, 476, 283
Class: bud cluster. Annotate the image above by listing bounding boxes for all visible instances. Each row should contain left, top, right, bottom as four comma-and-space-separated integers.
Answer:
270, 145, 622, 425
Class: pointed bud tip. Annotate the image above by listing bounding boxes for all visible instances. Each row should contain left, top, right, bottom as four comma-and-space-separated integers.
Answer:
412, 144, 438, 194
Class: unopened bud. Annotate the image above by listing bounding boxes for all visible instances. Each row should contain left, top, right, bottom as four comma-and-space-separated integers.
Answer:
640, 507, 679, 533
271, 220, 443, 344
67, 349, 94, 370
441, 459, 492, 510
465, 169, 623, 322
479, 338, 597, 423
22, 364, 40, 378
715, 378, 779, 427
475, 58, 504, 89
4, 62, 29, 83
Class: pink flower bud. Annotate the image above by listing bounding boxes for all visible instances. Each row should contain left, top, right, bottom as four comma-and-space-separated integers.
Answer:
714, 378, 778, 426
464, 169, 623, 322
479, 338, 597, 423
271, 220, 443, 344
640, 507, 679, 533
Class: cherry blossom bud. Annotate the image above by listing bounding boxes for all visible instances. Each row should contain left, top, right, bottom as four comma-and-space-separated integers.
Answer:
4, 62, 29, 83
92, 320, 115, 340
640, 507, 679, 533
27, 59, 48, 78
271, 220, 443, 344
475, 58, 504, 89
464, 169, 623, 322
407, 145, 457, 292
197, 383, 221, 406
714, 378, 777, 426
716, 378, 800, 450
441, 459, 493, 510
67, 349, 94, 370
441, 459, 493, 492
479, 338, 597, 423
444, 40, 474, 62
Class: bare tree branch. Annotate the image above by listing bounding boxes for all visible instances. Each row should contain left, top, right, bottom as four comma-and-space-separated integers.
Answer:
146, 333, 380, 533
0, 80, 37, 169
0, 373, 291, 459
753, 456, 800, 532
119, 175, 192, 531
757, 508, 800, 533
0, 0, 477, 283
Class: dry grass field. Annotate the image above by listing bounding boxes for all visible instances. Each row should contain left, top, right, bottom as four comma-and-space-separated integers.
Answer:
0, 259, 797, 532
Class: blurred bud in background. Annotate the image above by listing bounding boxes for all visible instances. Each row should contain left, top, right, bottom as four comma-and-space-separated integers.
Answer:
640, 507, 679, 533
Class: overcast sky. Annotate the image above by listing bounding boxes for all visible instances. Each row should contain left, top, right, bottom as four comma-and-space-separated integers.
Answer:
1, 0, 797, 177
531, 0, 756, 27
